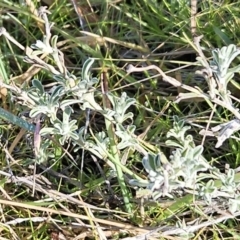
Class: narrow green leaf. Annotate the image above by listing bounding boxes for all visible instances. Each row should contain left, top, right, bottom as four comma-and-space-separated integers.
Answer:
0, 107, 35, 132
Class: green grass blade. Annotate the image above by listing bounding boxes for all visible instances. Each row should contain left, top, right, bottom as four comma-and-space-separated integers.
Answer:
0, 107, 35, 132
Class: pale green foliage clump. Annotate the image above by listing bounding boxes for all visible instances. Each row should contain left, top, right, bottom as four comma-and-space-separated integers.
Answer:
129, 116, 240, 213
128, 43, 240, 215
19, 10, 138, 166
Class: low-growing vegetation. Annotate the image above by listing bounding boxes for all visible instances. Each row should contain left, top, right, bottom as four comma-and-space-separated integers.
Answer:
0, 0, 240, 239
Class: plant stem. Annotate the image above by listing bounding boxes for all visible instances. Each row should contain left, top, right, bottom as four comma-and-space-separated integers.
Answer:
104, 118, 133, 213
101, 71, 132, 213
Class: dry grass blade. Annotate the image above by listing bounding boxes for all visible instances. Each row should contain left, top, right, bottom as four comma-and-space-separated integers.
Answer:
0, 197, 152, 235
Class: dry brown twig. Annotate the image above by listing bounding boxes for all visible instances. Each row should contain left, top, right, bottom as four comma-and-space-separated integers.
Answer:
126, 64, 208, 101
126, 64, 240, 119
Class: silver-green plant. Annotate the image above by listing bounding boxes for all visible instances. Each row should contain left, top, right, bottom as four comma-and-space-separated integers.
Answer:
12, 7, 142, 213
129, 116, 240, 213
198, 44, 240, 147
129, 116, 212, 199
210, 44, 240, 104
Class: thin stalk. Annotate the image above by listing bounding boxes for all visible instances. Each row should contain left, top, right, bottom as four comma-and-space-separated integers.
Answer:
104, 117, 132, 213
101, 71, 132, 213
